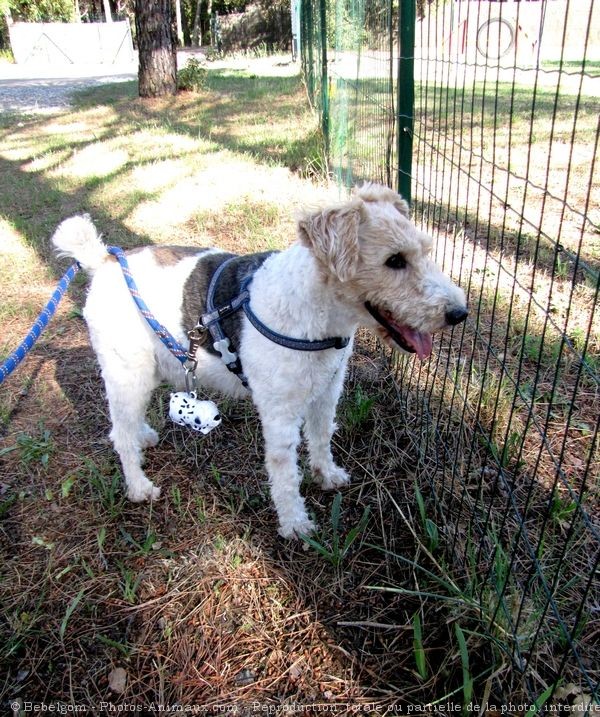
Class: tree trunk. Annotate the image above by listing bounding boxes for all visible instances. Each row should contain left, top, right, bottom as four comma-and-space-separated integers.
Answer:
135, 0, 178, 98
192, 0, 201, 47
174, 0, 183, 46
102, 0, 113, 22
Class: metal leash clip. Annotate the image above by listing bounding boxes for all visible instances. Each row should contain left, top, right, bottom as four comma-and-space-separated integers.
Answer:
185, 325, 206, 394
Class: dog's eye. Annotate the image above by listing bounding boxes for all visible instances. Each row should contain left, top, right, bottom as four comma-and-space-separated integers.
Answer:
385, 252, 407, 270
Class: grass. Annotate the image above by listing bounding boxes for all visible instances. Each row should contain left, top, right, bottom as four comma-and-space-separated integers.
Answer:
0, 53, 598, 710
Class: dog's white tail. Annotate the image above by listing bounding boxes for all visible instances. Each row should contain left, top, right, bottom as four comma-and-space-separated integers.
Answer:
51, 214, 108, 273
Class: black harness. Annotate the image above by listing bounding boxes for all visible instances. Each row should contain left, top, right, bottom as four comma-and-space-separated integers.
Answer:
187, 255, 351, 388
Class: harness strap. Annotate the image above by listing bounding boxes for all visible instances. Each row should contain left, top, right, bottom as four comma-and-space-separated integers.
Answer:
200, 256, 248, 385
239, 276, 350, 352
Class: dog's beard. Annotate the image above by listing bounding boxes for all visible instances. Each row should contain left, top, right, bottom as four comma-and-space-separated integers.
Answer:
364, 302, 433, 360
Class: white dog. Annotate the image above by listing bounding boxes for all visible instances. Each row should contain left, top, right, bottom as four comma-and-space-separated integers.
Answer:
52, 184, 467, 538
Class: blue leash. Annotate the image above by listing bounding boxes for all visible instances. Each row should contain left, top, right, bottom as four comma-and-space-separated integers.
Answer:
107, 247, 188, 364
0, 263, 80, 385
0, 247, 190, 387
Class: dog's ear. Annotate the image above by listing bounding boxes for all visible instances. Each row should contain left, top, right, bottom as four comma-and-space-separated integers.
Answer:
355, 182, 410, 218
298, 202, 362, 282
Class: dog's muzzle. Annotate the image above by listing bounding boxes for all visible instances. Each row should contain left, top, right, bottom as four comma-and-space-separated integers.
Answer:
364, 301, 468, 360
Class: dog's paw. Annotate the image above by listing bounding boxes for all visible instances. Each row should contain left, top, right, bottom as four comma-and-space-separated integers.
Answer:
127, 480, 161, 502
315, 464, 351, 491
278, 515, 317, 540
140, 425, 159, 448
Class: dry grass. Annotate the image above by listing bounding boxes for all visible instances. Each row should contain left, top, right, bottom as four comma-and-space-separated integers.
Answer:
0, 55, 598, 712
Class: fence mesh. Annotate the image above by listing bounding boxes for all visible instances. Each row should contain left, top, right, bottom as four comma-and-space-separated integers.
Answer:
302, 0, 599, 705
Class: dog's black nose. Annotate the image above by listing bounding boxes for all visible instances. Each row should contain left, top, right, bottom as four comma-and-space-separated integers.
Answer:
445, 307, 469, 326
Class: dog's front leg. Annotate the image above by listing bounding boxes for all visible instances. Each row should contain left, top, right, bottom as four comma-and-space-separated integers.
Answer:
304, 365, 350, 491
259, 410, 316, 539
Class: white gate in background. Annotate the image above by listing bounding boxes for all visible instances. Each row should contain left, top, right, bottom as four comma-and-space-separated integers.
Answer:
9, 20, 134, 64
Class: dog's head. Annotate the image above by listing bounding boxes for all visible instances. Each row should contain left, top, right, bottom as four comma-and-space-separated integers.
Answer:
297, 183, 468, 359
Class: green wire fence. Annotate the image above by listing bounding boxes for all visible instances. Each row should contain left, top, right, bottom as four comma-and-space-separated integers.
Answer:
302, 0, 599, 706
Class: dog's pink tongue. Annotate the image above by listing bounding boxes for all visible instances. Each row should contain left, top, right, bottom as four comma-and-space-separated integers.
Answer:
401, 326, 433, 360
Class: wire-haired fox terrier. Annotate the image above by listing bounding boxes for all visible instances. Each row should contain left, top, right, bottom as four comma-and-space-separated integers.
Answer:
52, 183, 467, 538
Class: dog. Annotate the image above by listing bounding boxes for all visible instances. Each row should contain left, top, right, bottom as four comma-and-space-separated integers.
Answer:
52, 183, 468, 538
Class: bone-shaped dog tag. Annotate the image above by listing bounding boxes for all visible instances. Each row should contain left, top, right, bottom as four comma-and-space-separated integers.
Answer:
213, 338, 237, 364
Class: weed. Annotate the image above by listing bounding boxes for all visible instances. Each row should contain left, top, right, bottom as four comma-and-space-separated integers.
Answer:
195, 495, 207, 524
119, 565, 142, 604
343, 386, 376, 429
414, 482, 440, 553
300, 492, 370, 567
210, 464, 222, 484
178, 58, 208, 93
549, 495, 578, 530
412, 611, 428, 680
489, 429, 524, 471
16, 424, 54, 469
0, 492, 17, 518
171, 485, 183, 515
97, 634, 132, 658
454, 623, 473, 707
85, 459, 124, 517
59, 589, 85, 640
61, 474, 77, 498
120, 527, 159, 557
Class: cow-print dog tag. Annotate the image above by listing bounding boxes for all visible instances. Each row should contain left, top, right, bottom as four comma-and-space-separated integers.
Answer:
169, 391, 221, 434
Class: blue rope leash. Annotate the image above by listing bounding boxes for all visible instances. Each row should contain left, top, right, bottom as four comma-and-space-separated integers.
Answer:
0, 263, 80, 385
0, 246, 189, 387
107, 246, 188, 364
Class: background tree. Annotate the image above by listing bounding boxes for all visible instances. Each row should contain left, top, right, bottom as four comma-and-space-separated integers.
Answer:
135, 0, 177, 97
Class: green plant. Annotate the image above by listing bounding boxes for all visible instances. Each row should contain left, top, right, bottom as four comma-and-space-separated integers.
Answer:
16, 424, 54, 469
59, 589, 85, 640
177, 57, 207, 92
119, 566, 142, 604
0, 492, 17, 518
343, 386, 376, 429
85, 460, 124, 517
120, 527, 159, 557
489, 429, 524, 471
549, 495, 577, 530
414, 482, 440, 552
454, 623, 473, 707
170, 485, 183, 514
412, 611, 428, 680
300, 493, 370, 567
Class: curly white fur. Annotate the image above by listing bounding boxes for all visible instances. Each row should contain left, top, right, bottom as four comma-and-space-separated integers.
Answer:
51, 184, 467, 538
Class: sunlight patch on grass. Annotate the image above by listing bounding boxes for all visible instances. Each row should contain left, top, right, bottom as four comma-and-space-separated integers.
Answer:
0, 217, 48, 287
59, 144, 130, 179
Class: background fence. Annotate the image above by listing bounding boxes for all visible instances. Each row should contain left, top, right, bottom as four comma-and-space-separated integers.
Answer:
302, 0, 599, 707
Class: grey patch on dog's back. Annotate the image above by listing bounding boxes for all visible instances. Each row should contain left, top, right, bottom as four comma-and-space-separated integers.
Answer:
182, 250, 277, 358
152, 246, 210, 266
124, 245, 210, 266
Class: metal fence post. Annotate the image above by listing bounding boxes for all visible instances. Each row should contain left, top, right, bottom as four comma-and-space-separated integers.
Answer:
319, 0, 329, 155
397, 0, 415, 204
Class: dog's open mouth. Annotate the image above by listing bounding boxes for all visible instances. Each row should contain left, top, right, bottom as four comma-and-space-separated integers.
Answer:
365, 302, 433, 360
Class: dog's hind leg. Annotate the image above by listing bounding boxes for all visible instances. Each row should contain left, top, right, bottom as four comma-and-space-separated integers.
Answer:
304, 365, 350, 491
100, 357, 161, 502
